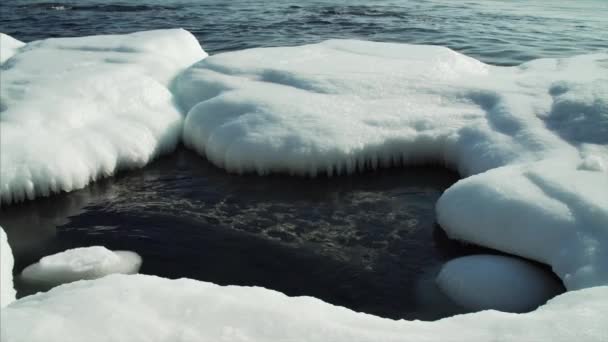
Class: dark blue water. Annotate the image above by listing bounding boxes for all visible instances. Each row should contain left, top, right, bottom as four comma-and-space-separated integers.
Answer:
1, 0, 607, 66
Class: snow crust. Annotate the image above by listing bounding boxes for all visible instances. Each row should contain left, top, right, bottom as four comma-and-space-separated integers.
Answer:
20, 246, 142, 289
0, 29, 207, 205
177, 41, 606, 177
2, 274, 607, 342
0, 33, 25, 64
436, 255, 563, 312
0, 227, 16, 308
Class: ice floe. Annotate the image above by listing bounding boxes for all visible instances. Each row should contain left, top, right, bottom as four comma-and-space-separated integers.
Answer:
176, 41, 606, 177
0, 29, 206, 205
436, 254, 563, 312
20, 246, 142, 290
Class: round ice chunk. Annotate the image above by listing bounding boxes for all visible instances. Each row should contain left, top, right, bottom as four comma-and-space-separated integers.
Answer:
436, 254, 563, 313
20, 246, 142, 289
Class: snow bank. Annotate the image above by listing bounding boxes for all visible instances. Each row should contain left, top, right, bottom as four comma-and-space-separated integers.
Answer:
436, 255, 563, 312
2, 274, 606, 342
20, 246, 142, 289
0, 33, 25, 64
0, 227, 16, 308
0, 30, 207, 205
177, 41, 608, 292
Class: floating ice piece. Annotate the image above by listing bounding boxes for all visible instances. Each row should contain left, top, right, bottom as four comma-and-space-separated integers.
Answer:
2, 274, 607, 342
0, 33, 24, 64
0, 227, 16, 307
436, 254, 563, 312
20, 246, 142, 289
177, 40, 496, 176
0, 30, 207, 205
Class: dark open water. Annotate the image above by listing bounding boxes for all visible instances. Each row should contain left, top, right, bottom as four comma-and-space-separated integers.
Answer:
0, 0, 595, 320
1, 148, 490, 320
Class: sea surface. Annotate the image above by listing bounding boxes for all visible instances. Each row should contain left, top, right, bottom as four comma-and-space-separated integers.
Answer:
2, 0, 607, 66
0, 0, 598, 320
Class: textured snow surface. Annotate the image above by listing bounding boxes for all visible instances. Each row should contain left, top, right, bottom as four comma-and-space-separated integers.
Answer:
436, 255, 563, 312
20, 246, 142, 288
2, 274, 607, 342
0, 29, 207, 205
177, 41, 608, 291
0, 33, 25, 64
0, 227, 16, 308
177, 41, 606, 177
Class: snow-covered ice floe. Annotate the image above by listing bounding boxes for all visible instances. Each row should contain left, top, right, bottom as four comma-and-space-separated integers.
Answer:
436, 254, 563, 312
0, 29, 207, 205
20, 246, 142, 290
176, 40, 607, 177
1, 274, 606, 342
1, 31, 607, 339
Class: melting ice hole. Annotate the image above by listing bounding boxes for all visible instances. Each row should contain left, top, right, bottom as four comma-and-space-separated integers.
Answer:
0, 147, 564, 320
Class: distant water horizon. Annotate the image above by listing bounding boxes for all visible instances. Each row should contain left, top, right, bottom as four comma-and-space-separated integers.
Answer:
2, 0, 607, 66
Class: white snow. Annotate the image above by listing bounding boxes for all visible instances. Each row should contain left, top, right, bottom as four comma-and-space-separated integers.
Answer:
0, 33, 24, 64
176, 41, 606, 178
20, 246, 142, 289
1, 274, 606, 342
0, 227, 16, 308
177, 41, 494, 176
436, 255, 563, 312
0, 29, 207, 205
